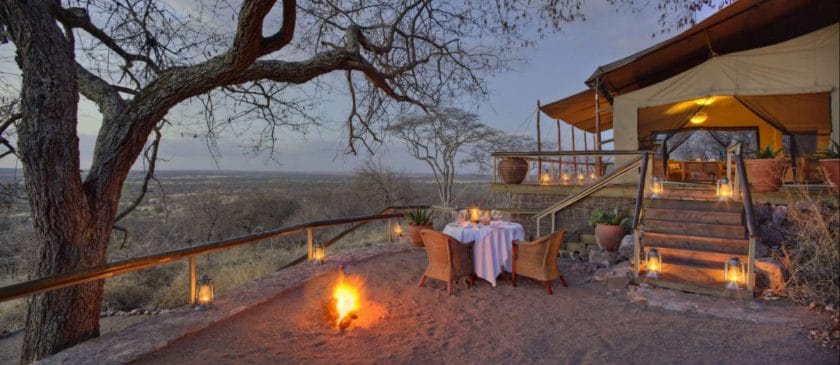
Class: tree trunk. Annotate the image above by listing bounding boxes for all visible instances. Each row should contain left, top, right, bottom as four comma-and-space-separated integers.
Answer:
0, 1, 114, 363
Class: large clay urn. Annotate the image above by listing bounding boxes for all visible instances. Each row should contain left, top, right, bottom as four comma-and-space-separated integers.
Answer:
820, 158, 840, 193
594, 224, 625, 252
406, 224, 433, 247
498, 158, 528, 184
745, 159, 783, 193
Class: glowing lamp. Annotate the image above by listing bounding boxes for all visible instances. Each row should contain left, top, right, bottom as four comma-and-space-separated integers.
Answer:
470, 208, 480, 224
393, 224, 404, 237
649, 176, 664, 199
312, 241, 326, 264
589, 172, 598, 180
194, 274, 215, 311
576, 172, 585, 182
540, 173, 551, 185
561, 172, 571, 184
716, 177, 732, 202
694, 96, 715, 106
724, 257, 746, 290
645, 249, 662, 279
689, 111, 708, 125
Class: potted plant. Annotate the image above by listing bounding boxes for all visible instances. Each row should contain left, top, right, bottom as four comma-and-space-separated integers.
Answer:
745, 144, 784, 193
588, 208, 629, 252
404, 208, 433, 247
497, 157, 529, 184
819, 140, 840, 193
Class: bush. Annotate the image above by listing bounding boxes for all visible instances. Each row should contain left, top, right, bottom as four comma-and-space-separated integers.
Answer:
780, 197, 839, 306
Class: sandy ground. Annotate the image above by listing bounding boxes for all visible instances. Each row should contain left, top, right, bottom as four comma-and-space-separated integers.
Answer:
0, 315, 151, 364
133, 250, 838, 364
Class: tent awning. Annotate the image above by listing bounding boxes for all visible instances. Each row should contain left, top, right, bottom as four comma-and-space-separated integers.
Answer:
585, 0, 840, 98
539, 89, 613, 133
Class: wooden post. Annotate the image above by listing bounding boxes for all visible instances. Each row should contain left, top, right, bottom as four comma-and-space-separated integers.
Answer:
633, 228, 641, 279
583, 131, 589, 176
307, 228, 314, 261
188, 256, 196, 305
594, 83, 603, 175
536, 100, 542, 178
556, 120, 562, 173
571, 126, 578, 174
387, 218, 393, 243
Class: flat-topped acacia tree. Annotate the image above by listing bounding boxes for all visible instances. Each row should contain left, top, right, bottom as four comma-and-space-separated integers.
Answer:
0, 0, 713, 362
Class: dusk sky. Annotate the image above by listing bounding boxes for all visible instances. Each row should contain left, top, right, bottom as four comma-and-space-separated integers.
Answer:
0, 2, 716, 174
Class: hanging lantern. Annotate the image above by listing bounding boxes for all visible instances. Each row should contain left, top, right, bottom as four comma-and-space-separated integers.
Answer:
724, 257, 747, 290
716, 177, 732, 202
689, 111, 708, 125
312, 241, 326, 264
194, 274, 215, 311
649, 176, 664, 199
645, 249, 662, 279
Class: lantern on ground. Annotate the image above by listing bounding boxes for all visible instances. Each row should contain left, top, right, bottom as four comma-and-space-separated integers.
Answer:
194, 274, 215, 311
650, 176, 664, 199
724, 257, 746, 290
393, 224, 404, 237
645, 249, 662, 279
716, 177, 732, 202
312, 241, 326, 264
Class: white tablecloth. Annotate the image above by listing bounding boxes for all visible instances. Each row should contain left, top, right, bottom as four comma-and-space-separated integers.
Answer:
442, 222, 525, 286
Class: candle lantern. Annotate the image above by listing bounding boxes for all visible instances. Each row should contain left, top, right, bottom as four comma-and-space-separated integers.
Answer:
716, 177, 732, 202
540, 171, 552, 185
724, 257, 746, 290
470, 207, 480, 224
393, 224, 404, 237
576, 172, 585, 183
650, 176, 664, 199
312, 241, 326, 264
194, 274, 215, 311
645, 249, 662, 279
561, 172, 571, 184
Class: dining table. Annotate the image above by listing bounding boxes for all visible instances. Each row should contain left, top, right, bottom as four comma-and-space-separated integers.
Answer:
442, 221, 525, 286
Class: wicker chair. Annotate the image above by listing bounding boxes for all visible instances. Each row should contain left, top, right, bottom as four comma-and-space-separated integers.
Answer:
418, 230, 476, 295
511, 230, 568, 295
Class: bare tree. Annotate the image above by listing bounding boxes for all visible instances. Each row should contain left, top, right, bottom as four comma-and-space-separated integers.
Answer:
0, 0, 716, 361
351, 159, 418, 207
388, 107, 500, 207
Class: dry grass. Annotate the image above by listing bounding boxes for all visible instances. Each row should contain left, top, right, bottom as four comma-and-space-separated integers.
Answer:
780, 194, 839, 307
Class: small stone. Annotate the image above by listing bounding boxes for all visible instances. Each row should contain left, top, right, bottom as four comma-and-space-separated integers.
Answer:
618, 234, 634, 259
588, 250, 619, 268
129, 309, 139, 315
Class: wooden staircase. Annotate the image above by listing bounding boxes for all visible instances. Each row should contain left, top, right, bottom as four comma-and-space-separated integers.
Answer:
639, 189, 752, 299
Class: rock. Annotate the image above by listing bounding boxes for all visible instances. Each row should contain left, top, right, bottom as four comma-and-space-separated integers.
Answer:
618, 234, 634, 259
759, 224, 786, 248
129, 309, 139, 315
589, 250, 619, 268
755, 258, 786, 293
607, 276, 631, 291
771, 205, 788, 226
754, 203, 771, 224
591, 261, 631, 282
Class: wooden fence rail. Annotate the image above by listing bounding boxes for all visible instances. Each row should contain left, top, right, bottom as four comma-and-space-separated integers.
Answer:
0, 205, 427, 304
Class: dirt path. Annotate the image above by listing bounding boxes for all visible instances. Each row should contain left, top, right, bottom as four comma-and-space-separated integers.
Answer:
134, 250, 837, 364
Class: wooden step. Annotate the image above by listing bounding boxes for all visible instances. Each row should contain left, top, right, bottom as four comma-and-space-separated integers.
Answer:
646, 199, 742, 212
658, 188, 717, 200
643, 246, 747, 266
638, 276, 753, 300
644, 207, 743, 225
642, 219, 746, 239
643, 232, 749, 256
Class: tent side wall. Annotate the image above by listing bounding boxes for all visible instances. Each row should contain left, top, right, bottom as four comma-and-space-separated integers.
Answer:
613, 23, 840, 158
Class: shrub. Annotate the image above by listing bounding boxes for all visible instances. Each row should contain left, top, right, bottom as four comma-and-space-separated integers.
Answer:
754, 143, 782, 159
404, 208, 432, 225
779, 196, 839, 306
588, 208, 629, 227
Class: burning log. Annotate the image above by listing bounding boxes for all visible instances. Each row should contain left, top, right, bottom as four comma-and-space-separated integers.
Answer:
323, 269, 363, 331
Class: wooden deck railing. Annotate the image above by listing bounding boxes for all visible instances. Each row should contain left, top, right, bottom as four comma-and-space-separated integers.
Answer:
727, 142, 757, 292
0, 205, 428, 304
491, 150, 646, 186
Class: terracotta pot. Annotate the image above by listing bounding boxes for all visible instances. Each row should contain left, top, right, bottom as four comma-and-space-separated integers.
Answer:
745, 159, 783, 193
594, 224, 625, 252
820, 158, 840, 193
498, 158, 528, 184
406, 224, 433, 247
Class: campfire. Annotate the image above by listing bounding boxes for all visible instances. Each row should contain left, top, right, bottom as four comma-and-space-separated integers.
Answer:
325, 271, 363, 331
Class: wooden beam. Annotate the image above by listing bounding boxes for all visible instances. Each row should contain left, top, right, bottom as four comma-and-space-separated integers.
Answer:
556, 119, 562, 172
537, 100, 542, 177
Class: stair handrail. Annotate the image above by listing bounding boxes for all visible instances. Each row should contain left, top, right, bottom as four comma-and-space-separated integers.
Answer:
727, 141, 757, 292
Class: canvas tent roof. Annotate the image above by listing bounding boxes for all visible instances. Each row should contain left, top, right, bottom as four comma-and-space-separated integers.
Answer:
540, 0, 839, 132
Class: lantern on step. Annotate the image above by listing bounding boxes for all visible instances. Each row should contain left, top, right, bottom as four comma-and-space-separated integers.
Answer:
724, 257, 746, 290
716, 177, 732, 202
312, 241, 326, 264
649, 176, 664, 199
194, 274, 215, 311
645, 249, 662, 279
